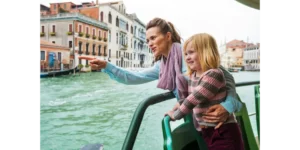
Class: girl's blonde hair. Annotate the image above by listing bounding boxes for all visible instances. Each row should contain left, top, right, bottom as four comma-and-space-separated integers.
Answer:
183, 33, 220, 76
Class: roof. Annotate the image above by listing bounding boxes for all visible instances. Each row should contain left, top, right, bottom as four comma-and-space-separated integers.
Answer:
49, 2, 76, 5
99, 1, 122, 5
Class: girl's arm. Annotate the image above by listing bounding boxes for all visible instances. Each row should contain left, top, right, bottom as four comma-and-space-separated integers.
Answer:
173, 69, 225, 120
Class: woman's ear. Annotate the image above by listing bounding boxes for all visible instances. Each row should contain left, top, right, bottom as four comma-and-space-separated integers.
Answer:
166, 32, 172, 41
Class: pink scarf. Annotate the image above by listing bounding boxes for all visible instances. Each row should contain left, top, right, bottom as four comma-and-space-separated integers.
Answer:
157, 43, 188, 101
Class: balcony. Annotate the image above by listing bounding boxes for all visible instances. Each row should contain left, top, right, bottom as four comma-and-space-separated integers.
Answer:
98, 37, 102, 41
139, 33, 146, 41
67, 32, 73, 35
79, 32, 84, 37
50, 32, 56, 36
119, 44, 128, 50
134, 32, 146, 41
92, 52, 96, 55
85, 34, 90, 38
92, 35, 97, 40
40, 32, 45, 37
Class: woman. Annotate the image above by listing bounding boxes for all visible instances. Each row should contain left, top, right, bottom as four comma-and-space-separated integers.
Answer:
78, 18, 242, 129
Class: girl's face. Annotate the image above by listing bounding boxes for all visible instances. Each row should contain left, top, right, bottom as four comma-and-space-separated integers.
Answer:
185, 42, 201, 71
146, 27, 171, 57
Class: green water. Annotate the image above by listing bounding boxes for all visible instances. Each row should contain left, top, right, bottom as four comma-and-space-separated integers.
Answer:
40, 71, 259, 150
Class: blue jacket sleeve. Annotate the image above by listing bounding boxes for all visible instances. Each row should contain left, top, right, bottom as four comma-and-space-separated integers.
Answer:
219, 66, 243, 114
101, 61, 160, 85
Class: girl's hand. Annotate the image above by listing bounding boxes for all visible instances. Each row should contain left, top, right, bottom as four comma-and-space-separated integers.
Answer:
172, 102, 180, 111
165, 110, 175, 121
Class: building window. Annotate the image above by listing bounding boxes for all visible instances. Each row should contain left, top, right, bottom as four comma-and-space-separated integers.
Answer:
58, 52, 61, 62
69, 24, 72, 32
54, 4, 56, 10
116, 33, 118, 44
98, 45, 101, 56
41, 26, 45, 33
109, 49, 111, 58
79, 25, 82, 32
131, 26, 133, 34
109, 30, 111, 42
86, 43, 89, 55
52, 25, 55, 32
64, 4, 66, 9
116, 50, 118, 58
100, 11, 103, 22
116, 16, 119, 27
93, 29, 95, 36
108, 12, 112, 23
92, 44, 96, 55
69, 41, 72, 48
126, 23, 128, 31
98, 30, 101, 37
134, 41, 136, 49
104, 32, 107, 38
41, 51, 45, 60
86, 27, 89, 34
52, 41, 55, 44
79, 41, 82, 54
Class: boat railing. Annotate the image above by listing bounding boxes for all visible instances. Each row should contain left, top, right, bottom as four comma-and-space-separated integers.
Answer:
121, 81, 260, 150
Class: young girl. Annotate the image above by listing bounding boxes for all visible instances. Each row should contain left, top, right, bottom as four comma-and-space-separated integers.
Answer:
166, 33, 244, 150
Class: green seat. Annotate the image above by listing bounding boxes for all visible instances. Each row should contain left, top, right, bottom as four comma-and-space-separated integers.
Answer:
162, 114, 208, 150
254, 85, 260, 142
235, 94, 259, 150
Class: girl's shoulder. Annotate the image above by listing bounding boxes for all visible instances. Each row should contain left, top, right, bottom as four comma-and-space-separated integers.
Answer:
201, 68, 225, 80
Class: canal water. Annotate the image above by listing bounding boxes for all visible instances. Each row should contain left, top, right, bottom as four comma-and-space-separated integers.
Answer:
40, 71, 259, 150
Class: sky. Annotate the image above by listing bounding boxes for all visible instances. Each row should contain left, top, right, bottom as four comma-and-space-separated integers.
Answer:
40, 0, 260, 45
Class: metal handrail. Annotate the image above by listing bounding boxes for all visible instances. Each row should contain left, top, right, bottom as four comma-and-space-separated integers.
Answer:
122, 80, 260, 150
122, 92, 175, 150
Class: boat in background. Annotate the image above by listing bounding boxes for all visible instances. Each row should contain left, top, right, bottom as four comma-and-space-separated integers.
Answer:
229, 67, 242, 72
40, 66, 80, 78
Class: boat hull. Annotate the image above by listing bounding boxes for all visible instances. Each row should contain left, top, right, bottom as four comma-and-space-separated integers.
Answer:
40, 67, 80, 78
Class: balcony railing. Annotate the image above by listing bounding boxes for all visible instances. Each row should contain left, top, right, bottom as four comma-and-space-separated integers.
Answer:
119, 44, 128, 50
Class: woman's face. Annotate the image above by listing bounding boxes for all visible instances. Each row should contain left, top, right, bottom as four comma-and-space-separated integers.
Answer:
146, 27, 171, 57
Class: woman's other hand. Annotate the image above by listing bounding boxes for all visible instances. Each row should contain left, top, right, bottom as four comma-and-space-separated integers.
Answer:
202, 104, 229, 129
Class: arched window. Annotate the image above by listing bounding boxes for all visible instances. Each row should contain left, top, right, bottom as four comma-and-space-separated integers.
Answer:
130, 26, 133, 34
108, 12, 112, 23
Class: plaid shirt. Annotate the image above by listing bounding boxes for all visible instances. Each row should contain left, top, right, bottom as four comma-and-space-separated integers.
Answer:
173, 68, 236, 127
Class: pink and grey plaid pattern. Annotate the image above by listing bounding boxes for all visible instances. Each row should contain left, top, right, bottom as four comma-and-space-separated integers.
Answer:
173, 68, 236, 127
